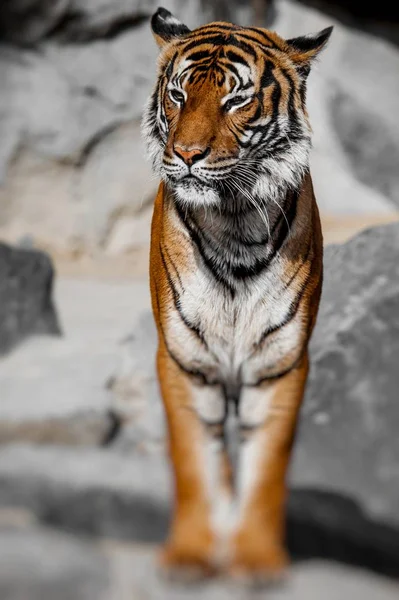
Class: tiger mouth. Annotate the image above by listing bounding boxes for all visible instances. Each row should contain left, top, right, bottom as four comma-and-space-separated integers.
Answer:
176, 174, 214, 189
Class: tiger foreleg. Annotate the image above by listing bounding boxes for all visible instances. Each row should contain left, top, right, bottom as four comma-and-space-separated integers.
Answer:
156, 339, 232, 578
230, 353, 309, 581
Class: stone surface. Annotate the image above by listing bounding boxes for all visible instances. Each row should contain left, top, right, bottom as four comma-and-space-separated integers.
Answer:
274, 0, 399, 210
291, 221, 399, 526
0, 242, 60, 355
0, 0, 69, 45
0, 523, 110, 600
296, 0, 399, 24
0, 444, 171, 542
0, 278, 150, 445
108, 311, 165, 452
331, 86, 399, 205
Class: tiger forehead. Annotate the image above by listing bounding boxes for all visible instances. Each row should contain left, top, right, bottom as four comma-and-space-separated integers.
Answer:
179, 22, 285, 52
168, 52, 255, 92
162, 28, 287, 92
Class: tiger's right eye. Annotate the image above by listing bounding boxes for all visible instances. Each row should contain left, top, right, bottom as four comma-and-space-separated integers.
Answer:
168, 89, 185, 105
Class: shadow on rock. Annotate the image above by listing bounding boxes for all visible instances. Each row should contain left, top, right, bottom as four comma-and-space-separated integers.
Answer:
287, 487, 399, 579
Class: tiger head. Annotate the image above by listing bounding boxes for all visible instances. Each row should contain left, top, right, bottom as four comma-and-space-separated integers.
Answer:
142, 7, 332, 208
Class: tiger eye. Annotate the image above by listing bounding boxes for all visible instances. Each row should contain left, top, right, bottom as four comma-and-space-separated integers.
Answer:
169, 89, 185, 105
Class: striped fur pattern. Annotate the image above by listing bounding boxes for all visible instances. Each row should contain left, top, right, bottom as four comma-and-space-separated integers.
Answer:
143, 7, 331, 581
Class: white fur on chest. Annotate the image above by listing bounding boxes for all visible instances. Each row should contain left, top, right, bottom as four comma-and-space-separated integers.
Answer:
164, 257, 303, 386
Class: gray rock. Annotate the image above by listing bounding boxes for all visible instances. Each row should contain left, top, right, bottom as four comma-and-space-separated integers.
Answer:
0, 523, 110, 600
0, 278, 150, 446
0, 0, 69, 45
108, 311, 165, 453
0, 444, 171, 542
274, 0, 399, 212
0, 243, 60, 355
331, 86, 399, 206
0, 0, 207, 45
291, 221, 399, 526
296, 0, 399, 26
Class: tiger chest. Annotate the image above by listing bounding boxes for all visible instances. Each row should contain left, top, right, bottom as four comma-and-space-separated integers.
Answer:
162, 263, 305, 386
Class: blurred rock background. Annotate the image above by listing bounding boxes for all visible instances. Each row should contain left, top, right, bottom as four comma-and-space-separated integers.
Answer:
0, 1, 399, 598
0, 0, 398, 274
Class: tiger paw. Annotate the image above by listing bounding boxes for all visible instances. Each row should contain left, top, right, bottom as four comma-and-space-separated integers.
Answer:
229, 531, 288, 587
158, 537, 217, 582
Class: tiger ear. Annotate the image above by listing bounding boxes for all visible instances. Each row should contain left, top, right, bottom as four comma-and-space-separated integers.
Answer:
151, 7, 191, 49
286, 26, 333, 76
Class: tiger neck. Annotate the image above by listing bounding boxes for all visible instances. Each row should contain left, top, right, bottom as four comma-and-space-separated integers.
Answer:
169, 179, 305, 293
171, 182, 300, 252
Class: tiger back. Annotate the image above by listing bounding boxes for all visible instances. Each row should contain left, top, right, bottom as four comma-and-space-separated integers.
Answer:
143, 7, 331, 580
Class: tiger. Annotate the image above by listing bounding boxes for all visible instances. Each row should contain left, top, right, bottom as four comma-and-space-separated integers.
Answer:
142, 6, 332, 581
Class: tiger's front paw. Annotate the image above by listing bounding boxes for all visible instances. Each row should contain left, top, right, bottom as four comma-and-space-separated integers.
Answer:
158, 529, 217, 582
229, 528, 288, 587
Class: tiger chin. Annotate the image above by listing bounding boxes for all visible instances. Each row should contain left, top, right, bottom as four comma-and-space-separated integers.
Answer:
143, 6, 332, 583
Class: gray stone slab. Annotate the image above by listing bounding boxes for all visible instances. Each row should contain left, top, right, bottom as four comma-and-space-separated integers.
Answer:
0, 243, 60, 355
0, 524, 110, 600
0, 444, 171, 542
0, 279, 150, 445
291, 222, 399, 526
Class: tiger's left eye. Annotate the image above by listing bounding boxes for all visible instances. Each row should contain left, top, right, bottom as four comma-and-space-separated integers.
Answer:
169, 89, 185, 105
224, 96, 252, 112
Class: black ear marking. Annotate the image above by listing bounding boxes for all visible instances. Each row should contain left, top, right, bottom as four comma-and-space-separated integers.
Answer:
287, 26, 333, 56
151, 7, 191, 45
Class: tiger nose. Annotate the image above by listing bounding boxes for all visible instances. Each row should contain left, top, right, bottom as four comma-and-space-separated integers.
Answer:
174, 145, 210, 166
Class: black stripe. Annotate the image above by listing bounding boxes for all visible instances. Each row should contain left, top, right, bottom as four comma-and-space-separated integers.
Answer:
245, 356, 303, 387
183, 35, 228, 52
163, 244, 183, 289
201, 418, 227, 432
155, 280, 208, 384
159, 243, 207, 346
225, 49, 248, 65
252, 254, 313, 353
183, 34, 258, 60
280, 66, 298, 124
235, 32, 274, 54
174, 202, 236, 297
162, 333, 208, 383
270, 78, 282, 124
196, 24, 240, 33
260, 59, 275, 90
230, 254, 272, 279
165, 51, 177, 78
269, 188, 299, 252
282, 236, 313, 292
223, 61, 243, 81
186, 49, 212, 62
247, 27, 281, 48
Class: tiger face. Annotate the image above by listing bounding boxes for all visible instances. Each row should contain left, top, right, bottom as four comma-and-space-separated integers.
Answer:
142, 8, 332, 208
